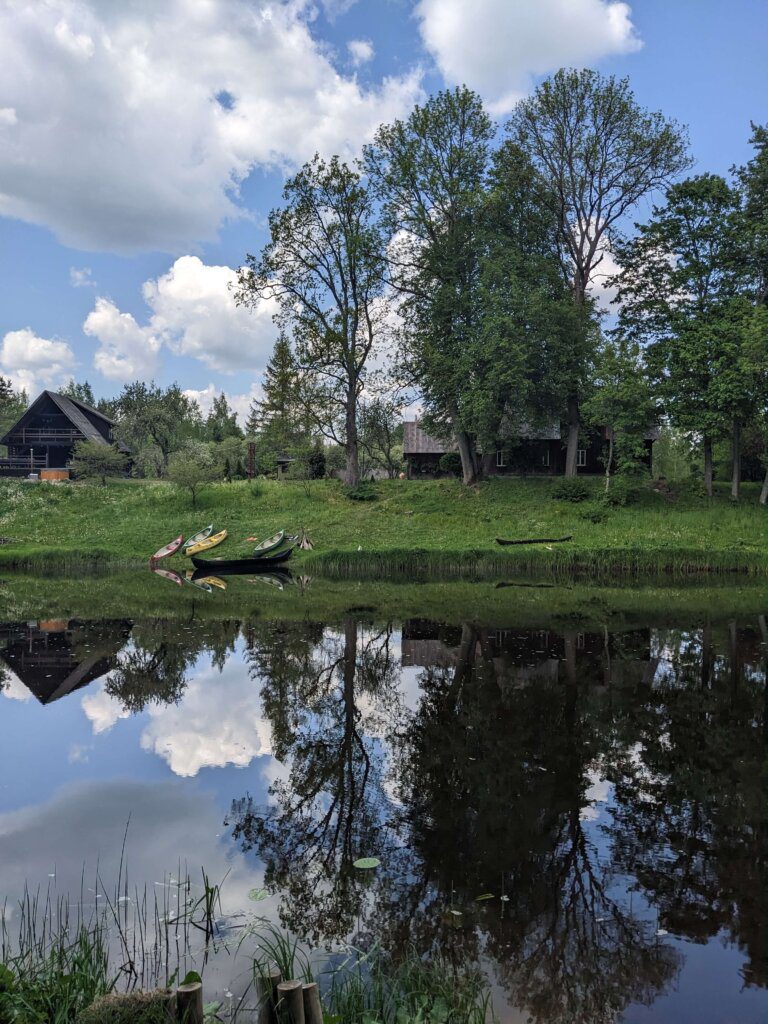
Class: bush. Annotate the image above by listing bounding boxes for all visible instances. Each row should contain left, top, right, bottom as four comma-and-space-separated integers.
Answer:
345, 483, 378, 502
308, 448, 326, 479
438, 452, 462, 477
552, 477, 591, 502
603, 475, 645, 507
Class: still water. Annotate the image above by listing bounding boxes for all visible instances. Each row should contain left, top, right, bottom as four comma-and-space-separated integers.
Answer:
0, 580, 766, 1023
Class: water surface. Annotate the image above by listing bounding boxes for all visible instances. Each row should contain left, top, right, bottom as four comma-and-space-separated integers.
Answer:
1, 577, 766, 1023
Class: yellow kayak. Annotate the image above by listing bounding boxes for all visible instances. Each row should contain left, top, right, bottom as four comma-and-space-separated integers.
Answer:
186, 529, 227, 556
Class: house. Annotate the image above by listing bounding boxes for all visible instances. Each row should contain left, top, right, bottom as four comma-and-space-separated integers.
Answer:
403, 420, 656, 477
0, 390, 121, 477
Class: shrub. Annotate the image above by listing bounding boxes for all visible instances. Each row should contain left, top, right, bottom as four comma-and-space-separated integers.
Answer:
603, 475, 645, 507
308, 448, 327, 479
345, 483, 378, 502
77, 990, 173, 1024
552, 477, 590, 502
438, 452, 462, 477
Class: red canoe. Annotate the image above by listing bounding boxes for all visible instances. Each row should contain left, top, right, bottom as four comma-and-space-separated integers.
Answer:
150, 534, 184, 562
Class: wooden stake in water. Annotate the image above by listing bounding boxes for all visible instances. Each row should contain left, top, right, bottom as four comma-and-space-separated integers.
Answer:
277, 980, 305, 1024
176, 981, 204, 1024
257, 967, 282, 1024
302, 982, 323, 1024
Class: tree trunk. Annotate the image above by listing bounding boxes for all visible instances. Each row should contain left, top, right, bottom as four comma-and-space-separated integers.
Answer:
481, 452, 496, 478
604, 429, 614, 493
564, 396, 580, 477
730, 418, 741, 501
454, 428, 479, 485
760, 467, 768, 506
344, 386, 360, 487
703, 435, 713, 497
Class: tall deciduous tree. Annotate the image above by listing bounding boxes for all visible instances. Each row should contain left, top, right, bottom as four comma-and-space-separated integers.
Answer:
365, 87, 494, 485
113, 381, 201, 474
235, 155, 385, 487
0, 376, 27, 455
70, 440, 128, 485
507, 69, 690, 475
613, 174, 750, 497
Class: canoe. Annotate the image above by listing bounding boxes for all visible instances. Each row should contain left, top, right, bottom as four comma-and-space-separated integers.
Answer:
151, 535, 184, 561
182, 524, 214, 552
151, 567, 184, 586
191, 546, 294, 573
186, 528, 227, 557
251, 530, 285, 555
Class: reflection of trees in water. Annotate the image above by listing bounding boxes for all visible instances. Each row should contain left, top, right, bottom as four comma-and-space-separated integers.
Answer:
226, 615, 765, 1020
231, 619, 404, 943
606, 623, 768, 988
104, 618, 243, 712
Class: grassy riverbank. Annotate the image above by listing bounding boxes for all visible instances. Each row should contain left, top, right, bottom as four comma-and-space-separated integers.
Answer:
0, 476, 765, 578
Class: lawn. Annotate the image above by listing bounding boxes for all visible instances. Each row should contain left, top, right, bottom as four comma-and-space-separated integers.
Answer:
0, 475, 765, 578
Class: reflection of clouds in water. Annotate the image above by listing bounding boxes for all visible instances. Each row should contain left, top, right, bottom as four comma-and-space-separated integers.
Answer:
581, 767, 611, 822
82, 654, 275, 778
1, 670, 32, 702
0, 779, 265, 923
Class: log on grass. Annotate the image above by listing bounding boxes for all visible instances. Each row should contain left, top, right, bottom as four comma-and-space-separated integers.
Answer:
495, 535, 573, 546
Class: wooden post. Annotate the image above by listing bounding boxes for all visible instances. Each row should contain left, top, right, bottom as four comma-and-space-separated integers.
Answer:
276, 980, 305, 1024
302, 982, 323, 1024
257, 967, 282, 1024
176, 981, 204, 1024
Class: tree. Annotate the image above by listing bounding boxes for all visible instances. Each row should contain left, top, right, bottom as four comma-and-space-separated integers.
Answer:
113, 381, 202, 474
365, 87, 494, 484
167, 440, 222, 507
247, 335, 313, 471
507, 69, 690, 475
60, 379, 97, 407
582, 336, 656, 491
204, 392, 242, 442
70, 440, 128, 485
358, 397, 404, 478
0, 376, 27, 455
613, 174, 751, 497
733, 123, 768, 503
236, 155, 386, 487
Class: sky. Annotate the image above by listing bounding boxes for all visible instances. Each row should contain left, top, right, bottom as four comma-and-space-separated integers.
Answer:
0, 0, 766, 422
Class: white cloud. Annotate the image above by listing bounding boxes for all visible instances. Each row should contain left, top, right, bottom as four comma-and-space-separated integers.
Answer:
348, 38, 374, 66
415, 0, 642, 114
84, 256, 277, 382
0, 328, 76, 395
184, 382, 261, 424
0, 0, 422, 253
1, 671, 32, 702
84, 298, 162, 381
70, 266, 96, 288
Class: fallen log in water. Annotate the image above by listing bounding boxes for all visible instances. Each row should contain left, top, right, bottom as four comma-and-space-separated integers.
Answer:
495, 535, 573, 546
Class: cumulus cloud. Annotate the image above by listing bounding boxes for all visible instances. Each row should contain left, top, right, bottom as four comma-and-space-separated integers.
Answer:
184, 382, 262, 424
348, 38, 374, 66
0, 327, 76, 394
415, 0, 642, 114
84, 256, 277, 381
69, 266, 95, 288
0, 0, 422, 253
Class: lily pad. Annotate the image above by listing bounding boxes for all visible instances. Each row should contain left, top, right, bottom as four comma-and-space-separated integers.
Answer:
353, 857, 381, 870
248, 887, 268, 902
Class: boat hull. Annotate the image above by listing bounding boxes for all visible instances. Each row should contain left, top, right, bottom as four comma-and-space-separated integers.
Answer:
186, 529, 227, 556
182, 524, 214, 552
151, 535, 184, 561
191, 547, 293, 573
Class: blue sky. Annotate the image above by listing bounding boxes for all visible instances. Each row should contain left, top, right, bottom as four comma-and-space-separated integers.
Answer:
0, 0, 765, 421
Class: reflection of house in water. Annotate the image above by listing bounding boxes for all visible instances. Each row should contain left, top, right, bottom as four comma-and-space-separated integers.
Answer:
402, 620, 657, 690
0, 620, 132, 704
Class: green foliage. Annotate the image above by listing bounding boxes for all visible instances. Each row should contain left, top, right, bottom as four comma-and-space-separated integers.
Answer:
0, 376, 27, 456
602, 475, 646, 507
76, 990, 172, 1024
204, 392, 242, 443
113, 382, 202, 474
60, 379, 97, 408
345, 483, 378, 502
70, 441, 129, 485
552, 478, 591, 502
437, 452, 462, 477
167, 441, 222, 507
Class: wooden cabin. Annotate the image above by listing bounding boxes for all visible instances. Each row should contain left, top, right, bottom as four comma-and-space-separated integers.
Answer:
0, 390, 120, 476
403, 420, 656, 478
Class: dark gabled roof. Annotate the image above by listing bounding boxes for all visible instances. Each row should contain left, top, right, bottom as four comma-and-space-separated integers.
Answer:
0, 390, 114, 446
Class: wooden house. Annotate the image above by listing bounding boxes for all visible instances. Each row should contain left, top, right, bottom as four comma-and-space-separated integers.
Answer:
0, 390, 120, 476
403, 420, 656, 478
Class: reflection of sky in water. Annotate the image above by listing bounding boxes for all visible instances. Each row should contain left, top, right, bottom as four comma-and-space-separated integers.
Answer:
1, 618, 767, 1023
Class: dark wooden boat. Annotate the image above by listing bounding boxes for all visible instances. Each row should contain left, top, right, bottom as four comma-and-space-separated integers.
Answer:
190, 546, 294, 573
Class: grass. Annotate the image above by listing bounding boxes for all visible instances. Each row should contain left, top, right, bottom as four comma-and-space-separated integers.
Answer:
0, 476, 765, 579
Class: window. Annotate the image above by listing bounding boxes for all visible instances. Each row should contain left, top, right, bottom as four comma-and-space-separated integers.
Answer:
541, 449, 550, 468
496, 450, 508, 468
577, 449, 587, 468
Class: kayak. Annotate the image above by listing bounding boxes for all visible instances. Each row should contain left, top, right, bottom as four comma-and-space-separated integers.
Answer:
182, 524, 214, 552
150, 535, 184, 561
186, 528, 227, 557
151, 567, 184, 586
191, 546, 294, 573
251, 530, 285, 554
